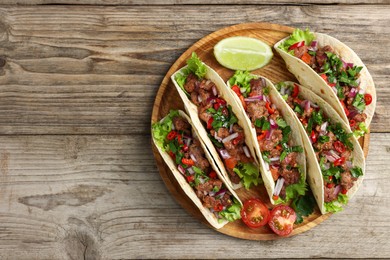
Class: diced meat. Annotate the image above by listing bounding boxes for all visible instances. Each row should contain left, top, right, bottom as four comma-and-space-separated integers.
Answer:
302, 107, 314, 118
341, 149, 351, 159
220, 192, 233, 208
340, 171, 355, 191
249, 78, 265, 96
294, 45, 308, 58
324, 185, 338, 203
196, 190, 205, 201
172, 116, 190, 131
199, 88, 212, 105
270, 129, 283, 145
315, 48, 328, 67
190, 91, 200, 105
217, 127, 230, 139
232, 124, 243, 133
184, 73, 198, 93
269, 110, 280, 122
351, 112, 367, 125
270, 148, 281, 158
203, 195, 216, 208
189, 140, 210, 171
227, 168, 241, 184
279, 167, 300, 186
314, 131, 336, 151
198, 103, 212, 123
196, 179, 222, 193
322, 45, 334, 53
199, 79, 215, 91
247, 101, 268, 122
281, 152, 298, 167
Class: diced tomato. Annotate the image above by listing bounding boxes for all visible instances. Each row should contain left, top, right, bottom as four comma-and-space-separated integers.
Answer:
292, 84, 300, 98
270, 166, 279, 181
341, 101, 350, 117
213, 103, 221, 110
334, 141, 346, 153
167, 130, 177, 140
300, 117, 308, 125
186, 175, 194, 183
240, 198, 270, 228
265, 102, 275, 114
177, 134, 183, 144
320, 74, 328, 82
169, 151, 175, 159
239, 95, 247, 111
182, 144, 189, 152
364, 93, 372, 105
231, 85, 241, 96
214, 202, 224, 212
310, 130, 317, 143
181, 158, 195, 166
333, 157, 346, 167
276, 144, 282, 151
207, 117, 213, 129
288, 41, 305, 50
268, 205, 296, 237
232, 135, 242, 145
349, 119, 356, 128
257, 131, 267, 141
327, 183, 335, 188
209, 171, 217, 179
215, 98, 226, 106
328, 176, 333, 181
328, 82, 336, 87
341, 189, 348, 195
225, 157, 237, 169
301, 52, 311, 64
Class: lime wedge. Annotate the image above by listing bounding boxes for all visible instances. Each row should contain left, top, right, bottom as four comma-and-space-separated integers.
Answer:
214, 36, 273, 71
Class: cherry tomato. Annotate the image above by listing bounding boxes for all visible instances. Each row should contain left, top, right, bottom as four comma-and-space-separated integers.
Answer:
181, 158, 195, 166
268, 205, 296, 237
207, 117, 213, 129
292, 84, 300, 98
288, 41, 305, 50
240, 198, 270, 228
301, 52, 311, 64
334, 141, 346, 153
364, 93, 372, 105
310, 130, 317, 143
167, 130, 177, 140
333, 156, 345, 166
265, 102, 275, 114
225, 157, 237, 169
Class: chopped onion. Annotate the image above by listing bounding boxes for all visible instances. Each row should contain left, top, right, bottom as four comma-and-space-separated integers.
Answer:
346, 62, 354, 69
222, 132, 239, 143
208, 191, 216, 197
358, 88, 365, 94
310, 102, 319, 108
310, 40, 318, 49
346, 161, 353, 169
171, 123, 175, 130
197, 95, 202, 103
190, 154, 197, 162
243, 146, 251, 158
331, 87, 337, 94
185, 137, 192, 147
305, 100, 311, 111
266, 129, 274, 140
229, 124, 234, 133
329, 149, 340, 159
274, 178, 285, 197
263, 95, 270, 103
212, 86, 217, 96
270, 118, 277, 128
324, 152, 336, 163
286, 87, 292, 96
214, 132, 222, 142
244, 95, 263, 102
356, 77, 361, 86
271, 104, 276, 110
178, 165, 185, 175
348, 87, 358, 98
280, 86, 286, 95
322, 162, 330, 170
333, 185, 342, 196
187, 167, 195, 175
270, 157, 280, 162
219, 149, 231, 159
215, 188, 227, 197
199, 177, 206, 184
264, 161, 269, 170
260, 78, 266, 87
320, 121, 328, 134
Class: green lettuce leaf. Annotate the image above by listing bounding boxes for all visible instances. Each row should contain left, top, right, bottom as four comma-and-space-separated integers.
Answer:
353, 122, 368, 138
324, 193, 349, 213
278, 28, 315, 53
151, 110, 179, 149
228, 70, 256, 98
291, 192, 316, 224
233, 162, 260, 189
218, 198, 242, 223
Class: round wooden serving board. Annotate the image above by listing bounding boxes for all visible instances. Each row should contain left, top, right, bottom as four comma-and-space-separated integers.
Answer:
151, 22, 370, 240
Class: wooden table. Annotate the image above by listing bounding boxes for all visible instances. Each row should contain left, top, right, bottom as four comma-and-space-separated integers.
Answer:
0, 1, 389, 259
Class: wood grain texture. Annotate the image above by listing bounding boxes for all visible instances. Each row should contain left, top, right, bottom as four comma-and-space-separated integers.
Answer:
0, 5, 388, 134
0, 133, 388, 259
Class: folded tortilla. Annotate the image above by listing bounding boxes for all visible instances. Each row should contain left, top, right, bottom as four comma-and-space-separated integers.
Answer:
152, 110, 242, 229
226, 74, 306, 205
277, 82, 365, 214
274, 32, 376, 129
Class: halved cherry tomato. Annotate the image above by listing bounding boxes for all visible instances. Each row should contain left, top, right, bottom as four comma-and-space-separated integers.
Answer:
268, 205, 296, 237
167, 130, 177, 140
240, 198, 270, 228
292, 84, 300, 98
207, 117, 213, 129
288, 41, 305, 50
209, 171, 217, 179
349, 119, 356, 128
310, 130, 317, 143
214, 202, 224, 212
186, 175, 194, 183
270, 166, 279, 181
231, 85, 241, 96
181, 158, 195, 166
301, 52, 311, 64
265, 102, 275, 114
364, 93, 372, 105
225, 157, 237, 169
333, 156, 345, 166
334, 141, 346, 153
257, 131, 267, 141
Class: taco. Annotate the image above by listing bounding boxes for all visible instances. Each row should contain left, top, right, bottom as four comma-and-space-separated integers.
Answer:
171, 53, 260, 190
275, 81, 365, 214
227, 71, 307, 205
152, 110, 242, 229
274, 28, 376, 138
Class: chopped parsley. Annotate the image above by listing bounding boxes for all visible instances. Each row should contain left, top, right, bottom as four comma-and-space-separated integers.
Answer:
351, 167, 363, 178
352, 93, 366, 112
207, 105, 238, 131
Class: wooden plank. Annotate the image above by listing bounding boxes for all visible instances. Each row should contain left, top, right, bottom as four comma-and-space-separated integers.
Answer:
0, 5, 388, 134
1, 0, 389, 5
0, 133, 388, 258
